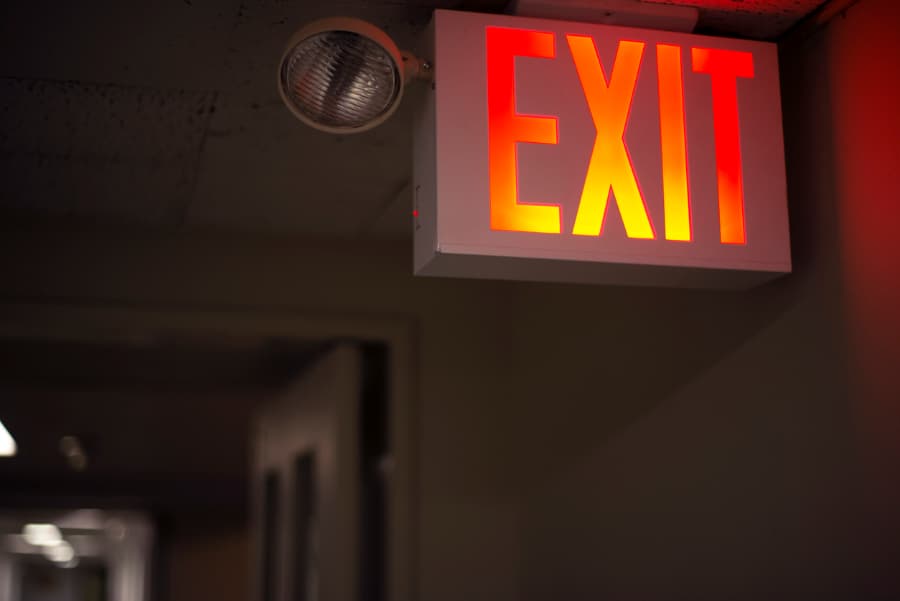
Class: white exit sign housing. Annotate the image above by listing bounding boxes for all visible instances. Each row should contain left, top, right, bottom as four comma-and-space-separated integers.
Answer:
413, 9, 791, 288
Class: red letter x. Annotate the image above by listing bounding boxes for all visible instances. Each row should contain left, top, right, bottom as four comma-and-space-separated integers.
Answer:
567, 36, 655, 239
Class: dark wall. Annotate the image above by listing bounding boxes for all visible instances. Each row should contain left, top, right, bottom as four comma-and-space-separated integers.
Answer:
487, 1, 899, 599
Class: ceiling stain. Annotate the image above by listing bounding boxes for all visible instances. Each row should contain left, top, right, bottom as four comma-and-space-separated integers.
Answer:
0, 77, 217, 225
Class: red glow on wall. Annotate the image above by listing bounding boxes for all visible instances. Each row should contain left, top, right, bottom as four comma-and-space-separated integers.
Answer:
692, 47, 754, 245
486, 27, 561, 234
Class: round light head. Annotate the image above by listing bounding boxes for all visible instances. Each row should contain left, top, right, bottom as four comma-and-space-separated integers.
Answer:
279, 18, 405, 134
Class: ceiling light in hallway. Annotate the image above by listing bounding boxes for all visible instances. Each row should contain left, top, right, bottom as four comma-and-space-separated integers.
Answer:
0, 418, 16, 457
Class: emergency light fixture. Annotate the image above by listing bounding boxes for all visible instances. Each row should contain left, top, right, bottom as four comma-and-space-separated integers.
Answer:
278, 17, 429, 133
279, 4, 790, 289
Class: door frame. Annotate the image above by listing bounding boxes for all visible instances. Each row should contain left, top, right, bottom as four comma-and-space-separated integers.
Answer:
0, 302, 419, 601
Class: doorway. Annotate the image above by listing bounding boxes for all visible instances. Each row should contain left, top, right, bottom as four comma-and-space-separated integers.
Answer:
0, 309, 414, 601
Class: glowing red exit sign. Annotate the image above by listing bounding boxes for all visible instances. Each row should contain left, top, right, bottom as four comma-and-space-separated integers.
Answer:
414, 10, 791, 288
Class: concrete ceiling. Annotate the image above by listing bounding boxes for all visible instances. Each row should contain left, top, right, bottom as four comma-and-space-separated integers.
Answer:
647, 0, 828, 38
0, 0, 827, 240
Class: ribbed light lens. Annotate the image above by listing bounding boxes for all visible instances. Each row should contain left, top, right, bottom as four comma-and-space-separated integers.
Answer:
280, 30, 401, 130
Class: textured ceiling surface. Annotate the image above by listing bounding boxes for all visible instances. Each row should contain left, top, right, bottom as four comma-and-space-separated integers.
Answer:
647, 0, 827, 38
0, 0, 827, 239
1, 77, 216, 224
